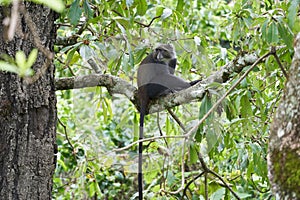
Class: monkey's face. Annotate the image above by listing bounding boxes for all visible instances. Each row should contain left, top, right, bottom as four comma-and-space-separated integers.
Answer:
153, 44, 175, 62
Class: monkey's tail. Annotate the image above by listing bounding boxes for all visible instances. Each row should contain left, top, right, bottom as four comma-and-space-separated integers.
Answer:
138, 108, 144, 200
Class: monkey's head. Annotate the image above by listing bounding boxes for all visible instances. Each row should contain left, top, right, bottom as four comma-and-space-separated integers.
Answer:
153, 44, 176, 63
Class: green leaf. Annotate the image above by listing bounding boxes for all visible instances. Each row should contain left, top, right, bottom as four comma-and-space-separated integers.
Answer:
15, 51, 26, 69
83, 0, 93, 19
234, 192, 252, 198
195, 93, 212, 142
136, 0, 147, 16
0, 0, 12, 5
133, 113, 139, 142
240, 92, 252, 118
261, 19, 269, 42
156, 6, 164, 16
65, 47, 79, 66
0, 61, 18, 74
267, 22, 279, 44
88, 181, 96, 197
68, 0, 82, 26
114, 17, 130, 29
278, 20, 294, 49
189, 143, 198, 164
287, 0, 300, 29
31, 0, 65, 12
27, 48, 38, 68
176, 0, 184, 13
210, 188, 225, 200
79, 44, 93, 61
134, 47, 147, 64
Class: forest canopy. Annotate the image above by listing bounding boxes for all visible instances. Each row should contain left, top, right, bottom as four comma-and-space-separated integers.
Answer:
1, 0, 299, 199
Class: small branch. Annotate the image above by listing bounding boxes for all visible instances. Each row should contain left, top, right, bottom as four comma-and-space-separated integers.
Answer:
157, 112, 169, 147
208, 170, 241, 200
167, 108, 186, 132
181, 172, 205, 199
271, 46, 289, 79
204, 172, 208, 200
113, 134, 186, 152
58, 118, 74, 151
135, 15, 161, 27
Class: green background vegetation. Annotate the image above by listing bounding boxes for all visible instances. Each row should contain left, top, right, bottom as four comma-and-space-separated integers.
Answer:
51, 0, 300, 199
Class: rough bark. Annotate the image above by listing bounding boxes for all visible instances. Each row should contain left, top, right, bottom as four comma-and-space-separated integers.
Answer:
0, 3, 57, 200
268, 33, 300, 199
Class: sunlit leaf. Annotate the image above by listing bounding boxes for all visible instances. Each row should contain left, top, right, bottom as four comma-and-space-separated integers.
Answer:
261, 19, 269, 42
176, 0, 184, 13
156, 6, 164, 16
15, 51, 26, 69
27, 48, 38, 68
137, 0, 147, 16
0, 61, 18, 73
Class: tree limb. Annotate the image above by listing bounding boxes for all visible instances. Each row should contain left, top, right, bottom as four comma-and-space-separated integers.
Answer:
55, 52, 259, 112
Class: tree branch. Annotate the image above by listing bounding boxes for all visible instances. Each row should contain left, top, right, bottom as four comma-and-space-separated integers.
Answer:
55, 74, 137, 102
54, 52, 259, 112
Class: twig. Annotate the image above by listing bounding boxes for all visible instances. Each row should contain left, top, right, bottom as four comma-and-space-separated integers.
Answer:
157, 112, 169, 147
199, 152, 241, 199
135, 15, 161, 27
271, 46, 289, 79
204, 172, 208, 200
250, 174, 270, 193
58, 118, 74, 151
208, 170, 240, 200
181, 172, 205, 200
167, 108, 186, 132
113, 135, 186, 152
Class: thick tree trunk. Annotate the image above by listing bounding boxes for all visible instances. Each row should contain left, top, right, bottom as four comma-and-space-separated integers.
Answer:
0, 3, 57, 200
268, 33, 300, 199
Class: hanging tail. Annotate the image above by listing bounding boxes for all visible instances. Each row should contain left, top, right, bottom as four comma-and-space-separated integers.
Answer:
138, 87, 149, 200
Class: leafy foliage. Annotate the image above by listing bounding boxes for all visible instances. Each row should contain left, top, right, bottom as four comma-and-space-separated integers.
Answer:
52, 0, 299, 199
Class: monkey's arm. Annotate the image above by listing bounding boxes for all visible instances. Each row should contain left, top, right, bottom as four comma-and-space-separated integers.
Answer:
168, 58, 177, 74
